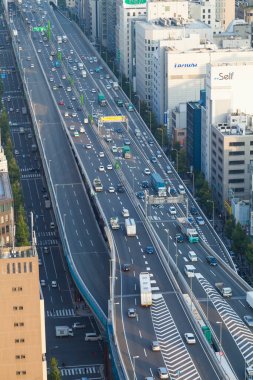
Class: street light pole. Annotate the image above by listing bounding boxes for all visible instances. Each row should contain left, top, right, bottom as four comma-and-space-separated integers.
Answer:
175, 238, 178, 274
146, 110, 152, 131
187, 171, 195, 198
207, 200, 215, 228
167, 229, 170, 267
135, 95, 140, 114
172, 149, 179, 172
132, 355, 139, 380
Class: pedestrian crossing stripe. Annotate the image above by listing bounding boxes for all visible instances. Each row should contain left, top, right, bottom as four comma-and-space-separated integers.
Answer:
46, 308, 75, 317
37, 240, 58, 246
21, 174, 41, 179
60, 366, 101, 376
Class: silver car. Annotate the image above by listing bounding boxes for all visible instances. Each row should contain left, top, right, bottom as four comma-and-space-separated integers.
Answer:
244, 315, 253, 327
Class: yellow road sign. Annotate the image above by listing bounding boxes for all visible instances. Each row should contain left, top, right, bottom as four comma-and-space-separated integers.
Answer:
100, 116, 127, 123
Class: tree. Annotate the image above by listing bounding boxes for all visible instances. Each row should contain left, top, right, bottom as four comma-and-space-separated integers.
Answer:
49, 357, 62, 380
231, 223, 249, 256
224, 216, 236, 240
15, 205, 30, 246
246, 243, 253, 265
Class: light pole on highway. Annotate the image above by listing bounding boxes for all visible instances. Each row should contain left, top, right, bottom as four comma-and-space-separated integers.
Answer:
171, 148, 179, 173
167, 229, 170, 267
175, 237, 178, 274
129, 166, 136, 191
216, 321, 223, 361
132, 355, 139, 380
146, 110, 152, 131
63, 213, 66, 234
134, 94, 140, 114
187, 170, 195, 198
207, 200, 215, 228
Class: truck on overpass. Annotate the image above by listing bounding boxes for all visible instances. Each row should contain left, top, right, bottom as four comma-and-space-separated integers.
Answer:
150, 172, 166, 197
98, 92, 106, 106
139, 272, 152, 306
177, 217, 199, 243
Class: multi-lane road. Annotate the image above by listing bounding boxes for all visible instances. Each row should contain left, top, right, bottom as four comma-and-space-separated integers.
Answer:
6, 1, 253, 379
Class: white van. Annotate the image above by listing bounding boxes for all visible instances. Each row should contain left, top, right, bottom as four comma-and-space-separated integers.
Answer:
184, 264, 196, 278
178, 185, 186, 195
188, 251, 197, 262
85, 333, 102, 341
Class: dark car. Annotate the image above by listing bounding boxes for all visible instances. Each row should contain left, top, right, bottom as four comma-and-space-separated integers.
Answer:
175, 233, 184, 243
190, 206, 198, 215
146, 246, 155, 254
137, 191, 145, 199
169, 187, 177, 196
117, 184, 125, 193
142, 181, 149, 189
206, 256, 218, 266
116, 127, 123, 134
122, 264, 131, 272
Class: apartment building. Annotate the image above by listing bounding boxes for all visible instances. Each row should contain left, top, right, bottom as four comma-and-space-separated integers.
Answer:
189, 0, 218, 30
0, 248, 46, 379
215, 0, 235, 30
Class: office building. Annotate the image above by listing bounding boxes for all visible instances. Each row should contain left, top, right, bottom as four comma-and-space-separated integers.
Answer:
171, 103, 187, 148
0, 248, 47, 379
215, 0, 235, 30
189, 0, 218, 30
187, 101, 202, 172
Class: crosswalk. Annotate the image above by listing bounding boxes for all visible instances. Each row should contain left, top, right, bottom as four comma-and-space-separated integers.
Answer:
46, 308, 75, 318
60, 365, 103, 377
21, 173, 41, 179
151, 295, 201, 380
36, 231, 58, 247
196, 274, 253, 364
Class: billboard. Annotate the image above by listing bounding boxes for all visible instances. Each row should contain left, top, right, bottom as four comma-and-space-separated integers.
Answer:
100, 116, 127, 123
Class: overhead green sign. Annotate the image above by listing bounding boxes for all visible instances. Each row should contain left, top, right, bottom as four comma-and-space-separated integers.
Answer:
124, 0, 146, 4
33, 26, 47, 32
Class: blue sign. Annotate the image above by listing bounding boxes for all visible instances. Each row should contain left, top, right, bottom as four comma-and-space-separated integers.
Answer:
164, 111, 168, 126
0, 73, 6, 79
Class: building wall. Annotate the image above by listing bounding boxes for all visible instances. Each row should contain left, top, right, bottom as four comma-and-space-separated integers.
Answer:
146, 0, 189, 22
0, 255, 45, 379
187, 102, 202, 171
189, 0, 216, 29
216, 0, 235, 31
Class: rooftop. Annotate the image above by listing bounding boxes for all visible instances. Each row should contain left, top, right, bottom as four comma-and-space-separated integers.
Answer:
0, 246, 35, 260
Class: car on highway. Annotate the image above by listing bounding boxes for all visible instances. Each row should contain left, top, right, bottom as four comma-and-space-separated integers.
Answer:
143, 168, 151, 175
62, 74, 66, 80
175, 233, 184, 243
150, 156, 157, 163
184, 333, 196, 344
146, 246, 155, 254
111, 146, 118, 153
14, 149, 19, 155
69, 125, 75, 131
108, 186, 115, 193
122, 208, 129, 217
178, 185, 186, 194
52, 67, 56, 72
122, 264, 131, 272
84, 118, 89, 124
128, 308, 136, 318
50, 222, 55, 229
190, 206, 198, 215
67, 105, 73, 109
90, 69, 94, 74
116, 128, 123, 134
156, 150, 162, 158
166, 165, 172, 174
99, 152, 105, 157
98, 165, 105, 172
58, 100, 64, 106
142, 181, 149, 189
244, 315, 253, 327
72, 112, 77, 117
51, 281, 57, 288
124, 139, 131, 145
91, 88, 96, 93
206, 256, 218, 266
106, 84, 111, 89
64, 112, 69, 117
85, 144, 92, 149
71, 97, 76, 101
30, 63, 34, 68
67, 87, 72, 92
157, 367, 169, 379
117, 184, 125, 193
74, 131, 79, 137
196, 216, 205, 225
107, 164, 113, 170
43, 247, 49, 254
137, 191, 145, 199
151, 341, 160, 351
169, 206, 177, 215
169, 187, 177, 196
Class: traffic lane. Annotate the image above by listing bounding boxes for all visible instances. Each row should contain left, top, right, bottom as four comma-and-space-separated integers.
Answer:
164, 292, 220, 380
46, 315, 104, 367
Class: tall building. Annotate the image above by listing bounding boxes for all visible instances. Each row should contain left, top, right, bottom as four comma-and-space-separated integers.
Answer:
0, 248, 47, 379
187, 101, 202, 172
215, 0, 235, 30
189, 0, 219, 30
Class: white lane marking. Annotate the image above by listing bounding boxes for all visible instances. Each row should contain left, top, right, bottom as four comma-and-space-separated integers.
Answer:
144, 348, 147, 357
210, 270, 216, 276
139, 330, 142, 338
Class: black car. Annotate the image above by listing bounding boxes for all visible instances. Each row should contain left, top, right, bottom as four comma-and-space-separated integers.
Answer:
206, 256, 218, 266
117, 184, 125, 193
122, 264, 131, 271
175, 233, 184, 243
169, 187, 177, 196
190, 206, 198, 215
142, 181, 149, 189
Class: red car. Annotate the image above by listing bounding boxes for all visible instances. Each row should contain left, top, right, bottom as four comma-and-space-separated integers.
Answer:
58, 100, 64, 106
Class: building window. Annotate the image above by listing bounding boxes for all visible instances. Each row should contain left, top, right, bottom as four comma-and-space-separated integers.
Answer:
229, 178, 244, 183
229, 160, 244, 165
234, 188, 244, 192
229, 169, 244, 174
229, 151, 244, 156
229, 142, 245, 146
12, 263, 15, 273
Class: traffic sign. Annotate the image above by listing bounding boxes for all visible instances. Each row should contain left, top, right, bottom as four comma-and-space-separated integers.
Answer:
100, 115, 127, 123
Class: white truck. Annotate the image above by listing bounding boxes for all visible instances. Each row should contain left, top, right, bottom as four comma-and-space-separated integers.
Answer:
110, 217, 120, 230
246, 291, 253, 308
93, 178, 103, 192
125, 218, 136, 236
215, 282, 232, 297
45, 199, 51, 209
81, 69, 87, 78
57, 35, 62, 44
113, 81, 119, 90
62, 35, 67, 42
177, 217, 199, 243
55, 326, 73, 337
78, 62, 84, 70
140, 272, 152, 306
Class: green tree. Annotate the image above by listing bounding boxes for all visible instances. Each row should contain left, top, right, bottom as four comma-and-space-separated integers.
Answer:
0, 79, 3, 103
224, 216, 236, 240
49, 357, 62, 380
15, 205, 30, 246
246, 243, 253, 265
231, 223, 249, 256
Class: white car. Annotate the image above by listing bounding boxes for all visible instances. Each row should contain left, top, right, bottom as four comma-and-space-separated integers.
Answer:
37, 49, 41, 53
62, 74, 66, 80
71, 96, 76, 101
106, 84, 111, 89
85, 144, 92, 149
169, 206, 177, 215
84, 118, 89, 124
98, 165, 105, 172
178, 185, 186, 194
151, 341, 160, 351
108, 186, 115, 193
72, 112, 77, 117
157, 368, 169, 379
74, 131, 79, 137
69, 125, 75, 131
51, 67, 56, 72
184, 333, 196, 344
51, 281, 57, 288
67, 87, 71, 92
107, 164, 113, 170
40, 279, 46, 287
111, 146, 118, 153
196, 216, 205, 225
143, 168, 151, 175
122, 208, 129, 217
99, 152, 104, 158
72, 322, 85, 329
91, 88, 96, 93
